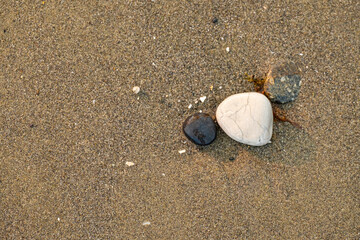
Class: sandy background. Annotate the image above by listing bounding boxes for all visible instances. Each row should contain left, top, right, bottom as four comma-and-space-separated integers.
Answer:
1, 1, 359, 239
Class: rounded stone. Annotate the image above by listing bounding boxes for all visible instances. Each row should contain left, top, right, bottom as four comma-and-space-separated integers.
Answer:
216, 92, 273, 146
264, 63, 302, 103
182, 113, 217, 146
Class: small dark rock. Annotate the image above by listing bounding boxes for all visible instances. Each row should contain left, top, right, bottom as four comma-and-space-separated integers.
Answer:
264, 63, 302, 103
229, 157, 235, 161
212, 18, 218, 24
183, 113, 217, 146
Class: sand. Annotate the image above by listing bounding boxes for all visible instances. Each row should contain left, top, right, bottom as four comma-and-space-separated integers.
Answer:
1, 1, 359, 239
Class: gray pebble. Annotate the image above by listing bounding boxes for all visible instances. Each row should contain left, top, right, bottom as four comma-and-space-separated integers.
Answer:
264, 63, 302, 103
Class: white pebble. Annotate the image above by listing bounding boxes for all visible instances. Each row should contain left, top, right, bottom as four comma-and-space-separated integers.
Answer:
125, 161, 135, 166
132, 86, 140, 94
199, 96, 206, 102
92, 100, 96, 104
142, 221, 151, 226
188, 104, 192, 109
178, 149, 186, 154
216, 92, 273, 146
226, 47, 230, 52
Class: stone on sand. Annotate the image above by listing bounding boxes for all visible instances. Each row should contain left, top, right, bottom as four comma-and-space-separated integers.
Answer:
264, 62, 302, 103
216, 92, 273, 146
183, 113, 217, 146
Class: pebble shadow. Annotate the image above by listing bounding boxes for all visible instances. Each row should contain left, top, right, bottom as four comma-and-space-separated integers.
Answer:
246, 123, 317, 166
198, 129, 242, 162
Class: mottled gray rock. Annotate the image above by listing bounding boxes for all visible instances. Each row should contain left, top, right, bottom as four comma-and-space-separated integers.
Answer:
264, 63, 302, 103
216, 92, 273, 146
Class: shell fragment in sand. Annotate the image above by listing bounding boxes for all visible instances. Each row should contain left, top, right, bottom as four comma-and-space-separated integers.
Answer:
132, 86, 140, 94
125, 161, 135, 166
178, 149, 186, 154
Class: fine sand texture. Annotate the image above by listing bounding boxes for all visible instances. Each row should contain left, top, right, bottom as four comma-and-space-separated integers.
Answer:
1, 1, 359, 239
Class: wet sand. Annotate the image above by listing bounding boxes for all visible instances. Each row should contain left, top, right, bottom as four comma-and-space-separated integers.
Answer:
1, 1, 359, 239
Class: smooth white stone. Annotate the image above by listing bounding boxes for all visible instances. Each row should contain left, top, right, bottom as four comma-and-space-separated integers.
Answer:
216, 92, 273, 146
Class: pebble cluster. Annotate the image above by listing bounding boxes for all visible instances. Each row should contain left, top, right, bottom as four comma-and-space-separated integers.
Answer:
182, 62, 302, 147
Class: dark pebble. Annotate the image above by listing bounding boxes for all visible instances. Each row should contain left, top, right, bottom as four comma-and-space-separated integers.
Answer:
183, 113, 217, 146
212, 18, 218, 24
264, 63, 302, 103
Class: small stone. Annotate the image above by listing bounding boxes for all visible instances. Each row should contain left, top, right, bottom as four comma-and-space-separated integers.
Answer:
264, 63, 301, 103
183, 113, 217, 146
216, 92, 273, 146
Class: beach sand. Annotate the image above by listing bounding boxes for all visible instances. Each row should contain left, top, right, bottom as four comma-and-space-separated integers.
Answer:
1, 1, 359, 239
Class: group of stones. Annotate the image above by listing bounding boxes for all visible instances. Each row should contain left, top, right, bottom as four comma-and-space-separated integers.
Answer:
183, 62, 302, 147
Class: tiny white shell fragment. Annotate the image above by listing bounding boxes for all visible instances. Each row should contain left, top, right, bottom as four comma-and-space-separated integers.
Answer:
178, 149, 186, 154
188, 104, 192, 109
132, 86, 140, 94
125, 161, 135, 166
226, 47, 230, 52
199, 96, 206, 102
142, 221, 151, 226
